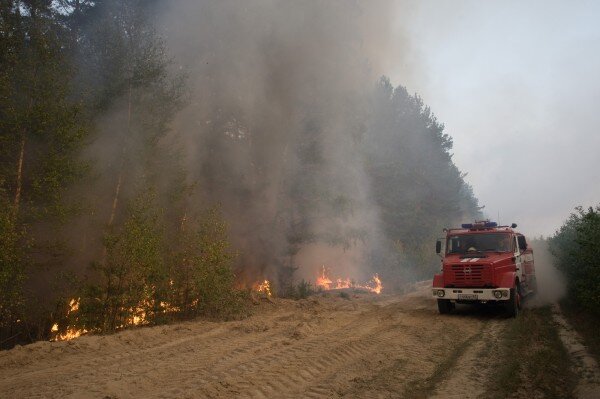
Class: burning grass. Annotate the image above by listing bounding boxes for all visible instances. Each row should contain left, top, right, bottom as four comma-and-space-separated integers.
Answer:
315, 266, 382, 294
51, 299, 88, 341
50, 267, 380, 343
50, 297, 185, 342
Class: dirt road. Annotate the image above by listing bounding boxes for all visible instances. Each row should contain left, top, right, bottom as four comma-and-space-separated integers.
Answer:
0, 285, 522, 398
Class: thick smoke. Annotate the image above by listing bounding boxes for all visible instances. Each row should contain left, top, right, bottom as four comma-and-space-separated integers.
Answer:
528, 239, 566, 306
156, 1, 401, 286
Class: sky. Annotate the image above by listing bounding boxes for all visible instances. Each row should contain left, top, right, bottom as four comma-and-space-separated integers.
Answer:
389, 0, 600, 237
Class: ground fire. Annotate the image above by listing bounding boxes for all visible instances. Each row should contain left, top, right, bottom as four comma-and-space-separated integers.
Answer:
50, 297, 182, 341
316, 266, 383, 294
51, 298, 87, 341
253, 280, 273, 298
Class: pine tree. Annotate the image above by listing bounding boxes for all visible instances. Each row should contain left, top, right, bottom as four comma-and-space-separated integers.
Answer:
0, 0, 88, 345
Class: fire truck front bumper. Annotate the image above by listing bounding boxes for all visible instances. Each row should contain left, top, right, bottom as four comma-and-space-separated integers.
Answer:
432, 288, 511, 302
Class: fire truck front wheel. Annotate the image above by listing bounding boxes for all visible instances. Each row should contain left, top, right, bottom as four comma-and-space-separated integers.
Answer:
437, 299, 454, 314
505, 287, 520, 318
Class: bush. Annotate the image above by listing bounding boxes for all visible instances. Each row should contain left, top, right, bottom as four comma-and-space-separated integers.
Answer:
169, 207, 248, 319
549, 205, 600, 314
78, 196, 248, 334
296, 279, 315, 299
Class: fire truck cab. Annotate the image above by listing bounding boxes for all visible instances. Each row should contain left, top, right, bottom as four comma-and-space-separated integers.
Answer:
432, 221, 536, 317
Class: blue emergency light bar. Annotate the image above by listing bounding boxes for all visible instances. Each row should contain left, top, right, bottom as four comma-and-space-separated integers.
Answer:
461, 221, 498, 229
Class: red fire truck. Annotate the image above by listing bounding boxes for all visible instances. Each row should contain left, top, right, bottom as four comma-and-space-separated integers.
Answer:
432, 221, 536, 317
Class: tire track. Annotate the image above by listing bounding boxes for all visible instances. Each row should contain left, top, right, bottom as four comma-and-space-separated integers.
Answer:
428, 318, 506, 399
0, 289, 497, 399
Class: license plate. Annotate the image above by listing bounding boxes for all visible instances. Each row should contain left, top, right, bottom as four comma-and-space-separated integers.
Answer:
458, 294, 478, 300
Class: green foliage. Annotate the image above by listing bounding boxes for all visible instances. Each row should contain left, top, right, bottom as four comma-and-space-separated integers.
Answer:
296, 279, 315, 299
0, 0, 89, 347
549, 205, 600, 314
0, 191, 27, 329
170, 208, 247, 319
275, 278, 317, 300
55, 1, 243, 336
77, 203, 247, 333
0, 1, 88, 221
90, 188, 166, 332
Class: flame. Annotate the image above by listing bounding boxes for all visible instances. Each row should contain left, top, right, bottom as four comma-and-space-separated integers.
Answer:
316, 265, 333, 290
254, 279, 272, 297
126, 300, 150, 327
68, 298, 79, 312
51, 297, 182, 341
335, 278, 352, 289
124, 300, 180, 327
51, 298, 88, 341
316, 266, 383, 294
368, 274, 383, 294
160, 301, 181, 313
53, 325, 87, 341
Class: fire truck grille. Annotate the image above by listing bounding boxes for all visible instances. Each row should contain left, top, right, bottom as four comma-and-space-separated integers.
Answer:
450, 264, 490, 286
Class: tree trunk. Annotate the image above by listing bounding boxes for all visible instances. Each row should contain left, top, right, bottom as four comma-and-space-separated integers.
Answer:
101, 271, 114, 332
103, 84, 134, 329
107, 83, 133, 228
107, 172, 123, 227
13, 136, 25, 219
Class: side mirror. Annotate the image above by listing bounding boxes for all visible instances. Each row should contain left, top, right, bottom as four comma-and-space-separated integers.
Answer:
511, 223, 517, 228
435, 240, 442, 254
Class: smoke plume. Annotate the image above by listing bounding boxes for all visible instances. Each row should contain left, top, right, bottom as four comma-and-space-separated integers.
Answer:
528, 239, 566, 306
155, 1, 402, 286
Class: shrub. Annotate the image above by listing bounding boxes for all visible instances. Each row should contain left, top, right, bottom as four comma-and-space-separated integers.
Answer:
549, 205, 600, 314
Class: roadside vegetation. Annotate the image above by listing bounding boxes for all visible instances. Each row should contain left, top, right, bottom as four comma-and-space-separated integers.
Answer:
548, 205, 600, 362
0, 0, 248, 348
549, 205, 600, 315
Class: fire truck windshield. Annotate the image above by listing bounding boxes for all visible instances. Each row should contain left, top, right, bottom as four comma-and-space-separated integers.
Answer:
447, 233, 513, 254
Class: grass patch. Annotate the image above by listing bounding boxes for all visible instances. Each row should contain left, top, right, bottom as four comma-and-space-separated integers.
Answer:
560, 299, 600, 363
339, 291, 350, 300
488, 307, 577, 399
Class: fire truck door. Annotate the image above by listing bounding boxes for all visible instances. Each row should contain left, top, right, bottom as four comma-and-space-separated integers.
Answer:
514, 236, 524, 284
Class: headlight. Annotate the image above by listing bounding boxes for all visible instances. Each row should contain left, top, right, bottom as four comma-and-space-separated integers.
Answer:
436, 289, 445, 297
493, 290, 502, 299
502, 290, 509, 298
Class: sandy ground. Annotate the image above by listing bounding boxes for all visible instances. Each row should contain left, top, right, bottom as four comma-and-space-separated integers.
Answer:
0, 285, 577, 399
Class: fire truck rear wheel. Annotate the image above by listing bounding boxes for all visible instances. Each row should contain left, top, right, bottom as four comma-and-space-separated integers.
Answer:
530, 277, 538, 296
505, 287, 520, 318
437, 299, 454, 314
